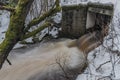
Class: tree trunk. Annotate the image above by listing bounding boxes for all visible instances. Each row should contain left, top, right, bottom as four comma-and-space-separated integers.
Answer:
0, 0, 34, 68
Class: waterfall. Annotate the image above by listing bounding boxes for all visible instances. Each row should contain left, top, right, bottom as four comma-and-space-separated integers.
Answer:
0, 39, 86, 80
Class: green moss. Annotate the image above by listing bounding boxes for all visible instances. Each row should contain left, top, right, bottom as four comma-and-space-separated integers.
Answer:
0, 0, 35, 68
62, 4, 87, 11
20, 41, 34, 44
24, 6, 61, 33
62, 2, 114, 11
22, 22, 51, 40
2, 6, 15, 11
55, 0, 60, 7
88, 2, 114, 10
56, 6, 62, 12
1, 0, 33, 50
27, 7, 61, 28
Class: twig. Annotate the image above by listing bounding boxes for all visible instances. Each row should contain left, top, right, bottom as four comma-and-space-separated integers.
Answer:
6, 58, 12, 65
96, 61, 110, 71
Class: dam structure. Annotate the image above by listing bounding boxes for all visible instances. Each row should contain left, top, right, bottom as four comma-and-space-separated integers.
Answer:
61, 2, 114, 38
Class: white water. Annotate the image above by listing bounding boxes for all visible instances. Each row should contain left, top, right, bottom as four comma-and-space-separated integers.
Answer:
0, 39, 86, 80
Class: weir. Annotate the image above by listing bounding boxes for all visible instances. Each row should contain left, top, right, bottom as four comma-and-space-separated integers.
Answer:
61, 2, 114, 38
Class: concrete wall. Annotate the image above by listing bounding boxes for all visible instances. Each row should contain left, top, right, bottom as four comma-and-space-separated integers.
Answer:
61, 5, 87, 38
86, 12, 96, 29
61, 3, 114, 38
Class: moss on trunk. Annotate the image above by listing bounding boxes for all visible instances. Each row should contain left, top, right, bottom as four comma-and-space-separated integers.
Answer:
0, 0, 61, 68
0, 0, 34, 68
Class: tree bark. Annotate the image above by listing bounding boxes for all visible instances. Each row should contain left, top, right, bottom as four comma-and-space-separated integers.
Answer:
0, 0, 61, 69
0, 0, 34, 69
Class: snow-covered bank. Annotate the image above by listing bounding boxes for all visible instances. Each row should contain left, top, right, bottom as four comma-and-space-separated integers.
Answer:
77, 0, 120, 80
60, 0, 120, 80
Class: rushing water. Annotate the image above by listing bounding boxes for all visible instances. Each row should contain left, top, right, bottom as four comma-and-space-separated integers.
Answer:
0, 39, 86, 80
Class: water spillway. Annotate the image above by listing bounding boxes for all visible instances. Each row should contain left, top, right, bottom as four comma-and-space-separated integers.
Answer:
0, 39, 86, 80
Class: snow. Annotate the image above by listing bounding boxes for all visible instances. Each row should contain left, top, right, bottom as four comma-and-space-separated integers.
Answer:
77, 0, 120, 79
0, 11, 10, 43
89, 0, 116, 4
61, 0, 88, 5
60, 0, 120, 80
53, 12, 62, 24
0, 0, 120, 80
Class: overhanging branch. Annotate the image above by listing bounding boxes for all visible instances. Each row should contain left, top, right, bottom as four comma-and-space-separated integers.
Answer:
24, 0, 61, 32
21, 22, 51, 40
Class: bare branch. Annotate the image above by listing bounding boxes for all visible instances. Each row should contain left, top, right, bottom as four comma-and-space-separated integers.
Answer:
0, 5, 15, 11
21, 22, 51, 40
96, 61, 110, 71
6, 58, 12, 65
24, 0, 61, 32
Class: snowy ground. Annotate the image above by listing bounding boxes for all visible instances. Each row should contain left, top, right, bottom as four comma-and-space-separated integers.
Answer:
76, 0, 120, 80
0, 0, 120, 80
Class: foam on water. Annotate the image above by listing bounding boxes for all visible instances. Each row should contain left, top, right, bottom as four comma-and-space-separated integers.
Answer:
0, 39, 86, 80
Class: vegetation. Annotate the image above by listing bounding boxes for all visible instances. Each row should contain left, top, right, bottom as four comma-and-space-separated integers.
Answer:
0, 0, 61, 69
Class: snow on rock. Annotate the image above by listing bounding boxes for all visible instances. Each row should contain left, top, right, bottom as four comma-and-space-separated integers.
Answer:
53, 12, 62, 24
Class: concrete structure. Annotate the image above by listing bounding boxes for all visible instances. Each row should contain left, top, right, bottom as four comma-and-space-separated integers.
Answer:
61, 2, 114, 38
